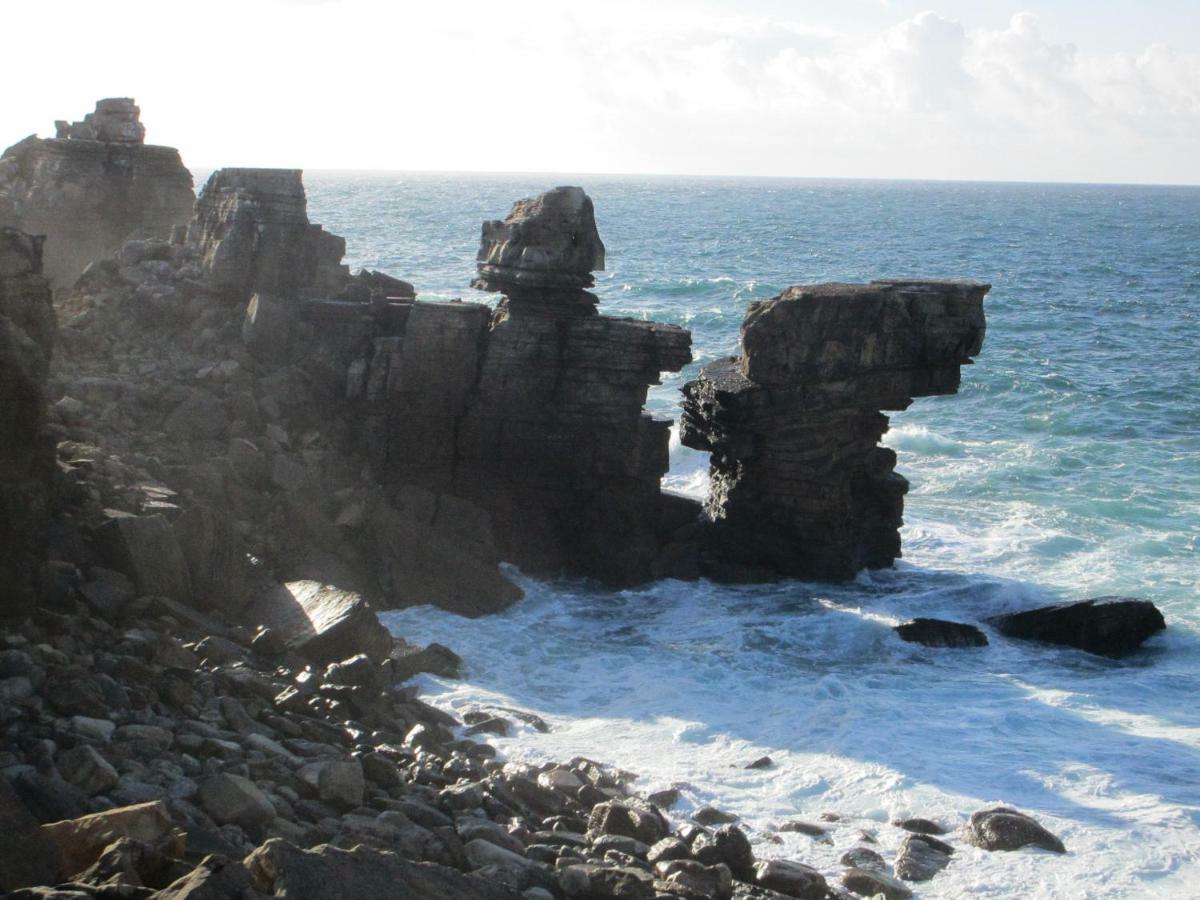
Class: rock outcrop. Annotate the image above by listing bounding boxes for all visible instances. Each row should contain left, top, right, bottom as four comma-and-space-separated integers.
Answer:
681, 279, 988, 581
0, 99, 193, 290
962, 807, 1066, 853
987, 597, 1166, 657
894, 618, 988, 648
0, 228, 56, 614
185, 168, 346, 303
363, 186, 692, 585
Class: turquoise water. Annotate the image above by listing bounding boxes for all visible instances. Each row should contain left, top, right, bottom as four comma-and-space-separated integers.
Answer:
307, 173, 1200, 898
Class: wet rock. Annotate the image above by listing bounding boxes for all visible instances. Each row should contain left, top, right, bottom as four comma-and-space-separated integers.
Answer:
0, 101, 193, 289
894, 834, 952, 882
744, 756, 774, 770
894, 618, 988, 648
392, 642, 464, 682
691, 825, 754, 883
589, 800, 668, 846
694, 806, 738, 827
962, 806, 1065, 853
839, 847, 887, 872
681, 280, 987, 581
841, 867, 913, 899
647, 837, 692, 865
655, 858, 733, 899
892, 817, 946, 835
197, 774, 275, 830
753, 859, 828, 899
778, 821, 826, 838
987, 598, 1166, 657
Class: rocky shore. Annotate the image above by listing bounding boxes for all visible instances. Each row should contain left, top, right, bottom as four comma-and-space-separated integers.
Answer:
0, 100, 1166, 898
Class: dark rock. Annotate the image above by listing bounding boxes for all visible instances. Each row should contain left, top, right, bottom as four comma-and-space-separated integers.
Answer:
185, 169, 346, 304
244, 580, 392, 666
753, 859, 828, 899
690, 825, 754, 883
391, 642, 464, 681
894, 834, 952, 882
196, 774, 275, 830
12, 771, 89, 823
647, 837, 692, 865
841, 867, 913, 899
681, 280, 988, 581
153, 853, 261, 899
56, 745, 119, 797
894, 618, 988, 648
0, 102, 193, 289
778, 821, 826, 838
987, 597, 1166, 657
0, 228, 55, 614
744, 756, 773, 770
839, 847, 886, 872
962, 806, 1065, 853
694, 806, 738, 826
588, 800, 668, 846
0, 776, 65, 889
97, 513, 191, 602
892, 817, 946, 835
243, 838, 518, 899
654, 858, 733, 899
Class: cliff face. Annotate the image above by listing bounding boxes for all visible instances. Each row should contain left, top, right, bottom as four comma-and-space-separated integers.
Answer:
186, 168, 346, 303
0, 228, 56, 613
681, 279, 988, 580
0, 99, 193, 291
363, 187, 692, 585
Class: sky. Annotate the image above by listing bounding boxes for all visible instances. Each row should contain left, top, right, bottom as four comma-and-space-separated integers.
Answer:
3, 0, 1198, 184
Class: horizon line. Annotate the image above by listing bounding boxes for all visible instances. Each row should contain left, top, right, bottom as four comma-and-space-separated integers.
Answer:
183, 163, 1200, 191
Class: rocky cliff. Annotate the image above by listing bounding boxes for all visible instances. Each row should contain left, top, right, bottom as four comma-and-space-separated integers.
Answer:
681, 279, 988, 580
0, 99, 193, 290
361, 186, 692, 585
0, 227, 56, 614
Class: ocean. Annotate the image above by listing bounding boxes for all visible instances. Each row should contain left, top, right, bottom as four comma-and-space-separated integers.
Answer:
304, 172, 1200, 898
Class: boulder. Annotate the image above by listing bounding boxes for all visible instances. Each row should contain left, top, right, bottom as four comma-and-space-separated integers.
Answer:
588, 800, 668, 846
39, 801, 175, 878
55, 745, 119, 797
0, 777, 64, 890
244, 579, 392, 665
153, 853, 261, 899
894, 834, 952, 882
894, 618, 988, 648
962, 806, 1065, 853
690, 825, 754, 883
841, 867, 913, 899
987, 598, 1165, 656
316, 760, 364, 810
197, 774, 275, 830
391, 642, 463, 681
98, 513, 191, 601
753, 859, 827, 898
243, 838, 518, 899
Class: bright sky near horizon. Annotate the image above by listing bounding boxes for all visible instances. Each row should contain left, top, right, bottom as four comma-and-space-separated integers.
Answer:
4, 0, 1198, 184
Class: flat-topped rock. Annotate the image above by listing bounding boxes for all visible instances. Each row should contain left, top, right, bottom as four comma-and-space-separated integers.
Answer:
245, 580, 393, 665
988, 597, 1166, 657
0, 99, 193, 289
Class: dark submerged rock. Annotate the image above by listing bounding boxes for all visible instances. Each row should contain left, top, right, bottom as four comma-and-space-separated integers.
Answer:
894, 618, 988, 648
987, 597, 1166, 656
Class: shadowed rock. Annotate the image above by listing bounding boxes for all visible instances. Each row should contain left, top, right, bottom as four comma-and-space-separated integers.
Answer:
681, 279, 987, 581
895, 618, 988, 648
0, 100, 193, 289
987, 597, 1165, 657
0, 228, 55, 614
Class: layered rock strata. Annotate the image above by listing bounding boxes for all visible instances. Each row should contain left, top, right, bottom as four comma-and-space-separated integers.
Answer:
0, 228, 56, 613
0, 99, 193, 290
681, 279, 988, 580
362, 186, 692, 584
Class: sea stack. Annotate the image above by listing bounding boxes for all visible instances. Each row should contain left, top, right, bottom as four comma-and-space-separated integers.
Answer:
0, 99, 194, 290
365, 187, 692, 584
681, 279, 988, 580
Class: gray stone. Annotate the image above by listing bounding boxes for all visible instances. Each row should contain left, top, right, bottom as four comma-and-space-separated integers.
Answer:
56, 745, 119, 796
197, 774, 275, 830
842, 867, 913, 899
962, 806, 1065, 853
894, 834, 952, 882
754, 859, 828, 899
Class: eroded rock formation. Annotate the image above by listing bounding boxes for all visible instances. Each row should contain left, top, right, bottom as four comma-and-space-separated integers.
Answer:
0, 99, 194, 290
362, 186, 692, 584
0, 228, 56, 613
681, 279, 988, 580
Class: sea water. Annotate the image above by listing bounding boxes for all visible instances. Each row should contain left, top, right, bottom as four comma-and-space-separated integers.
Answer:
306, 173, 1200, 898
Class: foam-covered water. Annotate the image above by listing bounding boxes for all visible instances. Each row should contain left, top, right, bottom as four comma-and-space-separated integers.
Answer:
306, 174, 1200, 898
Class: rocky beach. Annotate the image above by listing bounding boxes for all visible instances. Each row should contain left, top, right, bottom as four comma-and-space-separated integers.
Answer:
0, 100, 1183, 900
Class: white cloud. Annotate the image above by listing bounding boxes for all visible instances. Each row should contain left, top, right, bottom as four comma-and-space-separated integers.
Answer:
0, 2, 1196, 183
